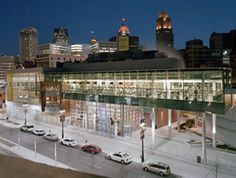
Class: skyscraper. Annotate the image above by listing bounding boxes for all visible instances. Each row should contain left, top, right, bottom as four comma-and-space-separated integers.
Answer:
156, 11, 174, 51
52, 27, 69, 45
109, 18, 139, 52
19, 27, 38, 65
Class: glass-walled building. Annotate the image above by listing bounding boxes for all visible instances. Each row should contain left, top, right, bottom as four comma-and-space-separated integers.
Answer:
6, 60, 232, 136
6, 68, 44, 121
45, 68, 231, 114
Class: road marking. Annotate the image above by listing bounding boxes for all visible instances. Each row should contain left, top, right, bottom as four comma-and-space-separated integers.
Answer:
57, 146, 70, 153
19, 135, 34, 143
0, 137, 15, 147
86, 163, 102, 169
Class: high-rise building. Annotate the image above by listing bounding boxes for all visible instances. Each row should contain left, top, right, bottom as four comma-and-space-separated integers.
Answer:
52, 27, 69, 45
109, 18, 139, 52
183, 39, 210, 68
209, 29, 236, 86
156, 11, 174, 51
19, 27, 38, 65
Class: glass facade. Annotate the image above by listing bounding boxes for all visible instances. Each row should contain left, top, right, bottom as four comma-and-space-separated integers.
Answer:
45, 68, 231, 114
7, 70, 44, 105
70, 100, 142, 136
6, 67, 232, 136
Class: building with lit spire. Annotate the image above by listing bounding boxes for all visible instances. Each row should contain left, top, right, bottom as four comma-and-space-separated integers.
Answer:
110, 18, 139, 52
156, 11, 174, 51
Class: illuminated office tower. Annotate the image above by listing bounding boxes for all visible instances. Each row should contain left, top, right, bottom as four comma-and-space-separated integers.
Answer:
156, 11, 174, 51
110, 18, 139, 52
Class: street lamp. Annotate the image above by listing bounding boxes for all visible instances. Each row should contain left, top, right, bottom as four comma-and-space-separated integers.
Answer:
19, 94, 28, 125
22, 103, 28, 125
140, 122, 146, 163
60, 110, 65, 138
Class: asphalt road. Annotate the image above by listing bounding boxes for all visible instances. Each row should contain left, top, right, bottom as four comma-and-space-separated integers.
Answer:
0, 125, 180, 178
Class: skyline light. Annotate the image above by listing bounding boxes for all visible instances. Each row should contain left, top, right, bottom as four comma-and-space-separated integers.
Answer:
0, 0, 236, 55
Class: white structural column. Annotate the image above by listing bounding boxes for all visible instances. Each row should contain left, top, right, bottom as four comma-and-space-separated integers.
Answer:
114, 121, 118, 136
151, 108, 156, 152
168, 109, 172, 135
167, 81, 170, 99
212, 82, 216, 96
202, 113, 207, 165
212, 114, 216, 148
93, 102, 97, 130
85, 101, 89, 131
176, 110, 180, 131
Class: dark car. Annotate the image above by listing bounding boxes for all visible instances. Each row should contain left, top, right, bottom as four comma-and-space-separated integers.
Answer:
81, 144, 102, 154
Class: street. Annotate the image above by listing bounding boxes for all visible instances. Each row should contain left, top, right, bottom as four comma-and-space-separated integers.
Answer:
0, 124, 180, 178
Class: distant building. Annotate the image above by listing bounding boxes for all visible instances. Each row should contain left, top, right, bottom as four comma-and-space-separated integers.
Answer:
71, 44, 83, 56
91, 41, 117, 53
182, 39, 210, 68
36, 43, 85, 68
52, 27, 69, 45
19, 27, 38, 66
209, 29, 236, 86
156, 11, 174, 51
109, 18, 139, 52
0, 55, 14, 83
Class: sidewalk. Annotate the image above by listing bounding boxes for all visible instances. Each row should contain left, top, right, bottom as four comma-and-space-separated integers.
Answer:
0, 134, 70, 169
1, 114, 236, 178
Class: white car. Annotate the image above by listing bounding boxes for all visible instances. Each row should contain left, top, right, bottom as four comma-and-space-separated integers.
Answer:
32, 129, 46, 136
106, 152, 132, 164
59, 138, 78, 147
142, 162, 171, 176
20, 125, 34, 132
43, 133, 59, 141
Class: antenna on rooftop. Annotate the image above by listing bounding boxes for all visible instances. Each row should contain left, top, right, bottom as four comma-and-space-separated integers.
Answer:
91, 30, 95, 38
27, 10, 31, 27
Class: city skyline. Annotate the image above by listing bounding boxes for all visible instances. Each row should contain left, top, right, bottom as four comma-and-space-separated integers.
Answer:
0, 0, 236, 55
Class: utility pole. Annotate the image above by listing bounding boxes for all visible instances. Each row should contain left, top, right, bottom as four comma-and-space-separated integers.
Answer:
140, 122, 145, 163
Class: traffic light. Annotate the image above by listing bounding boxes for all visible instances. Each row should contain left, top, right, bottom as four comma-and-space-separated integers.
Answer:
140, 129, 144, 139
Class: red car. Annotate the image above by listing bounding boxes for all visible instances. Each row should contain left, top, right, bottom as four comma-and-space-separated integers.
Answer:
81, 144, 102, 154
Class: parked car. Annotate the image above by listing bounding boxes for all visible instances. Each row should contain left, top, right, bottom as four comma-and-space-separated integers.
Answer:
81, 144, 102, 154
142, 162, 171, 176
20, 125, 34, 132
59, 138, 78, 147
32, 129, 46, 136
43, 133, 59, 141
106, 152, 132, 164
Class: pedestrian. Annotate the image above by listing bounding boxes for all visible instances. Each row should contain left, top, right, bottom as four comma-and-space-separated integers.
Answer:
6, 117, 8, 120
85, 139, 88, 144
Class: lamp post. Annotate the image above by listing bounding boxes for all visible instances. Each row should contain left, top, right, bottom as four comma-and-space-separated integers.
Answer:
140, 122, 146, 163
19, 94, 28, 125
60, 110, 65, 138
23, 104, 28, 125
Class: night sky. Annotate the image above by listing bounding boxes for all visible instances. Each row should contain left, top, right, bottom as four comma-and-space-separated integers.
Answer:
0, 0, 236, 56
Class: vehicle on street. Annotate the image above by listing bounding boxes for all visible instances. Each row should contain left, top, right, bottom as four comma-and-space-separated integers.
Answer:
81, 144, 102, 154
106, 152, 132, 164
59, 138, 78, 147
43, 133, 59, 141
142, 162, 171, 176
32, 129, 46, 136
20, 125, 34, 132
